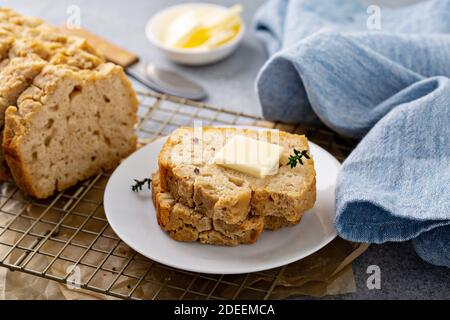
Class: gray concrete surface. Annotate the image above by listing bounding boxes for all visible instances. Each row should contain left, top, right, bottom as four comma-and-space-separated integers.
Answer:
3, 0, 449, 300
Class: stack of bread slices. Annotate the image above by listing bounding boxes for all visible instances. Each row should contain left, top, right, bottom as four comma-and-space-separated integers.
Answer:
0, 8, 138, 198
152, 127, 317, 246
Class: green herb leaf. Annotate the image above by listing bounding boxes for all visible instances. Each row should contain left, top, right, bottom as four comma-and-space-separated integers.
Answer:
287, 149, 310, 168
131, 178, 152, 192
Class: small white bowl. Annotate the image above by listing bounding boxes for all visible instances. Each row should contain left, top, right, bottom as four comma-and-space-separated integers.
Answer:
145, 3, 245, 66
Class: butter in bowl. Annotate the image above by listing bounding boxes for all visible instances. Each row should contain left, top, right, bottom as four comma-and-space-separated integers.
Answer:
146, 3, 245, 65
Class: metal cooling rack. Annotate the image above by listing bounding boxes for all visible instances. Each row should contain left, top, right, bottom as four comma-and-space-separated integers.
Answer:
0, 91, 356, 300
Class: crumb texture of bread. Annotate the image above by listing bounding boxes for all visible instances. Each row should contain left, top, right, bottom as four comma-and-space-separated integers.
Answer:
152, 173, 264, 246
158, 127, 316, 226
0, 8, 106, 181
3, 63, 137, 198
0, 8, 137, 195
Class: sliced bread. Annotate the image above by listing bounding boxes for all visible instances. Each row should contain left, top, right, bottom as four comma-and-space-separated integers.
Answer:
158, 127, 316, 226
0, 9, 106, 181
3, 63, 137, 198
152, 173, 265, 246
0, 8, 137, 197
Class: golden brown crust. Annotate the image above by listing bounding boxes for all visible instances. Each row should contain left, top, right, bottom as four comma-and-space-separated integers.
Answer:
152, 172, 265, 246
152, 173, 171, 228
3, 106, 43, 196
263, 215, 302, 230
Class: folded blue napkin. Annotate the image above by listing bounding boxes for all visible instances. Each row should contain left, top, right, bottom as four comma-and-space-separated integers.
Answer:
254, 0, 450, 267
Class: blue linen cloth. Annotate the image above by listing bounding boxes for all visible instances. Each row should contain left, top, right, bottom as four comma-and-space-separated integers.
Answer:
254, 0, 450, 267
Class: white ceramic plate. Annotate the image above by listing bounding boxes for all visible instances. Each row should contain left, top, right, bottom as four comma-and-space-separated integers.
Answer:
104, 132, 341, 274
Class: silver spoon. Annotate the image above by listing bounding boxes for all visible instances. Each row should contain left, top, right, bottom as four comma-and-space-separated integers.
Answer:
126, 62, 207, 101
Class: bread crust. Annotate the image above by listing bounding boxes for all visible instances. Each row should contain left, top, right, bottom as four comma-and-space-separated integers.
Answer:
152, 172, 265, 246
2, 106, 37, 195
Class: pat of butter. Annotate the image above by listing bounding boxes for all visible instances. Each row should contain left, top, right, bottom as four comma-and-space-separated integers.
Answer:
163, 5, 242, 50
164, 10, 200, 47
213, 135, 283, 178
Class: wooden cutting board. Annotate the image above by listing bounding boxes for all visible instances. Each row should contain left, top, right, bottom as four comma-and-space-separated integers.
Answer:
59, 26, 139, 67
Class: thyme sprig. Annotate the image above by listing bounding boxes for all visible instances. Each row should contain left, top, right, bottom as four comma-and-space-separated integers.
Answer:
131, 178, 152, 192
287, 149, 310, 168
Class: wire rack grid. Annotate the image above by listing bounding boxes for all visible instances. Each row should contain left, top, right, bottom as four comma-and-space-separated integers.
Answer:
0, 91, 356, 300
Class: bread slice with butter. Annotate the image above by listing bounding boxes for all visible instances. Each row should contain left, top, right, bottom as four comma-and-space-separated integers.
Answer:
158, 127, 316, 229
152, 172, 265, 246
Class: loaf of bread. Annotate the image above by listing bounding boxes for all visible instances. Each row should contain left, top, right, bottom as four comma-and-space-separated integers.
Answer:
152, 173, 264, 246
0, 9, 104, 180
0, 8, 137, 197
154, 127, 316, 245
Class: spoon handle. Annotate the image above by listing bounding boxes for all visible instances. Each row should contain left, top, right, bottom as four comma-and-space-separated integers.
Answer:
126, 62, 207, 101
